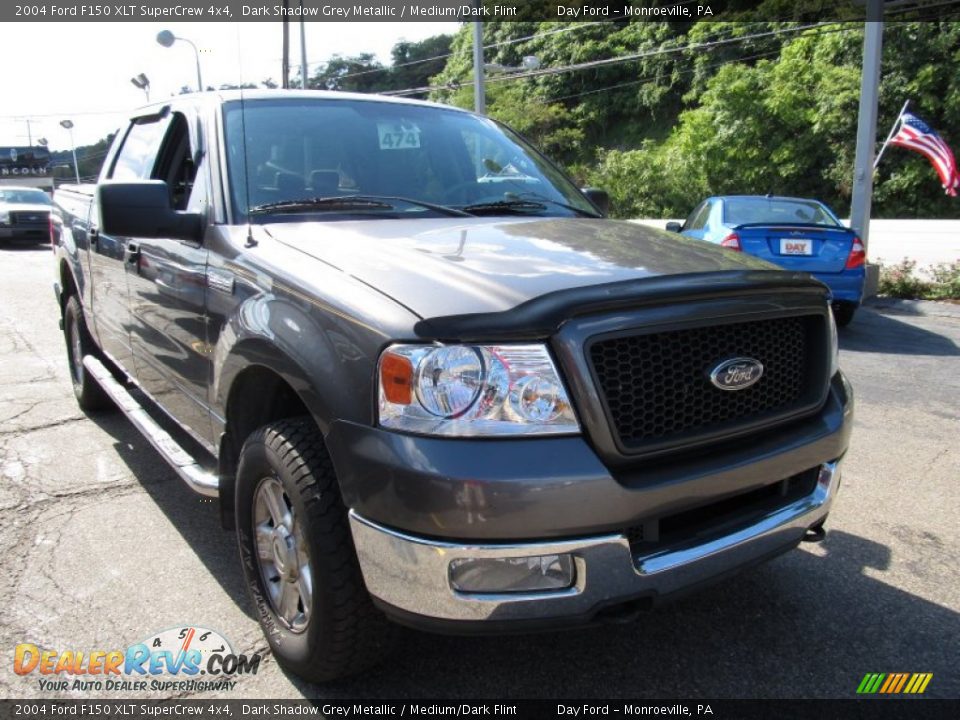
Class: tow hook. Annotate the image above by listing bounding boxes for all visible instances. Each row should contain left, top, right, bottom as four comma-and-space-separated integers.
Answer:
802, 523, 827, 543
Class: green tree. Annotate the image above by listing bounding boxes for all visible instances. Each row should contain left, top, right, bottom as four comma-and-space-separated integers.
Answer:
385, 34, 454, 93
308, 53, 385, 93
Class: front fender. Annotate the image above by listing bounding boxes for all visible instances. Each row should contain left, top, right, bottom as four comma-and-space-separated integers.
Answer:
211, 291, 386, 435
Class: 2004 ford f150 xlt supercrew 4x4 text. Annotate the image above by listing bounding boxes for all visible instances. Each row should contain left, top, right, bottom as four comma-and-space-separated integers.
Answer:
51, 91, 852, 682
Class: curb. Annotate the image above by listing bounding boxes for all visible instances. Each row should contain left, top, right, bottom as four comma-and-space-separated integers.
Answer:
865, 297, 960, 319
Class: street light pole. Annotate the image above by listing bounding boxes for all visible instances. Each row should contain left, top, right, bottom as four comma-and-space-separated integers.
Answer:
130, 73, 151, 101
60, 120, 80, 184
156, 30, 204, 92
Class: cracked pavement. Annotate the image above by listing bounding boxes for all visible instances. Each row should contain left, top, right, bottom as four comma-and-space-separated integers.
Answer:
1, 242, 958, 700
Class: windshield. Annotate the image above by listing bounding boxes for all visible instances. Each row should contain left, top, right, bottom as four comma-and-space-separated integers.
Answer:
723, 197, 840, 227
223, 97, 596, 222
0, 189, 51, 205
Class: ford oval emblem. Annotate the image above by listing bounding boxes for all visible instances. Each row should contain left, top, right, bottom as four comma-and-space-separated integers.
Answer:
709, 357, 764, 391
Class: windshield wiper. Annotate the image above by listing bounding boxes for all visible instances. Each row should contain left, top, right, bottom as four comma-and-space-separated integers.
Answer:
512, 192, 603, 218
461, 196, 602, 218
461, 199, 550, 215
249, 195, 470, 218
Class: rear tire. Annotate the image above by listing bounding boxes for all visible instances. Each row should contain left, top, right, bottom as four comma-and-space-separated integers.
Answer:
235, 417, 395, 683
63, 296, 113, 411
832, 302, 857, 327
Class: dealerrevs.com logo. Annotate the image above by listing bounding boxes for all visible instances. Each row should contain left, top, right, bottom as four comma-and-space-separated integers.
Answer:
14, 626, 261, 693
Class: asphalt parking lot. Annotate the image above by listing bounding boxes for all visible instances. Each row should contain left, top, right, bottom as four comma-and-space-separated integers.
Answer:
1, 241, 957, 700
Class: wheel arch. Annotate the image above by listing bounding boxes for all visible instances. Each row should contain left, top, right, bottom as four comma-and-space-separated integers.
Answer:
215, 341, 350, 529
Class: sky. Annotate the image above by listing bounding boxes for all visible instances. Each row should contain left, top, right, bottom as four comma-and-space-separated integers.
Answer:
0, 21, 459, 151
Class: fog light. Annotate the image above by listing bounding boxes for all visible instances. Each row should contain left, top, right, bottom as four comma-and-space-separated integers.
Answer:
449, 554, 575, 593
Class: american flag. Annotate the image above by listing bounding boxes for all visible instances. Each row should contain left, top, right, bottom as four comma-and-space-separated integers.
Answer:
890, 113, 959, 197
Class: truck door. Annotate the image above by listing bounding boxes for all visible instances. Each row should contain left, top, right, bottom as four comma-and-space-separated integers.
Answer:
88, 114, 172, 374
125, 110, 214, 448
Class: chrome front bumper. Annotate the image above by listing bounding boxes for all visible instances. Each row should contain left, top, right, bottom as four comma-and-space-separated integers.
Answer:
349, 461, 841, 625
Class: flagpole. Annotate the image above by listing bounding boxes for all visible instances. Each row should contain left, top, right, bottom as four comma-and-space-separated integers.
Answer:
873, 99, 910, 170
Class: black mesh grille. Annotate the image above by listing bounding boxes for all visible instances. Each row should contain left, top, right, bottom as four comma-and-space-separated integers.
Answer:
588, 315, 826, 454
10, 210, 48, 226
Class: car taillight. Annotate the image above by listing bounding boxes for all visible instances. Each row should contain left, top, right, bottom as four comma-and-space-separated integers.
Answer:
49, 216, 55, 249
720, 232, 742, 251
845, 237, 865, 269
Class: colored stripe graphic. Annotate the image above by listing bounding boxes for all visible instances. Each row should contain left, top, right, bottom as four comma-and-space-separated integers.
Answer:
857, 673, 885, 694
858, 673, 932, 694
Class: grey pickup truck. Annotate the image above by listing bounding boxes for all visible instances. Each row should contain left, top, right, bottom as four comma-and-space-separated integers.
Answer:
52, 90, 852, 682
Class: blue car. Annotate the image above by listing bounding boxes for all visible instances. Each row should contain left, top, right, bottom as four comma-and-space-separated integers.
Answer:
667, 195, 865, 325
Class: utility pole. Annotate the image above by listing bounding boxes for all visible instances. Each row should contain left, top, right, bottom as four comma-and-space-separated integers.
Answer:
472, 21, 485, 114
281, 0, 290, 89
849, 0, 884, 252
299, 4, 308, 89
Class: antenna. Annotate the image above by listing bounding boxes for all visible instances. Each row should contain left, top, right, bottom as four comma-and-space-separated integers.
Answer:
236, 26, 257, 248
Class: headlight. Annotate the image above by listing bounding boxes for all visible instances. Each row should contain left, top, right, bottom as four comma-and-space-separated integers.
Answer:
828, 307, 840, 377
378, 343, 579, 437
0, 211, 9, 225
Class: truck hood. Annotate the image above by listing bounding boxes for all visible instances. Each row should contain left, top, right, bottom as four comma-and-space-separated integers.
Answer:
0, 202, 50, 214
263, 217, 776, 318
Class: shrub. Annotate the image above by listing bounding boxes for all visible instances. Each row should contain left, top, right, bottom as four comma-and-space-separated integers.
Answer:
876, 258, 960, 300
927, 261, 960, 300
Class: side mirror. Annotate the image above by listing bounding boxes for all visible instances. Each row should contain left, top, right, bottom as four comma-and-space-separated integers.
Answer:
98, 180, 202, 241
580, 187, 609, 216
665, 221, 683, 233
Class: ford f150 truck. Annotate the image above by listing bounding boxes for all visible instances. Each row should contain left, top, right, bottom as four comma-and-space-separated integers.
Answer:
52, 90, 852, 682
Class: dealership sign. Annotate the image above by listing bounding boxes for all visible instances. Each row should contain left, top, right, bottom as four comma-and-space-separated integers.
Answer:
0, 146, 50, 176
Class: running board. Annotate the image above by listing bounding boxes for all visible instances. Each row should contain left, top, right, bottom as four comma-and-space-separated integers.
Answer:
82, 355, 219, 498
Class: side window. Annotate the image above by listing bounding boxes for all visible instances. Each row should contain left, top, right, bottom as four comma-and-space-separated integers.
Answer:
109, 116, 171, 180
153, 113, 199, 211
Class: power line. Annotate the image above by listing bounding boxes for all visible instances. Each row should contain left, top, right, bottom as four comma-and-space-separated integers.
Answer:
305, 21, 610, 82
535, 21, 859, 106
885, 0, 960, 16
386, 21, 844, 97
0, 110, 127, 120
487, 21, 842, 85
534, 48, 785, 106
531, 20, 861, 106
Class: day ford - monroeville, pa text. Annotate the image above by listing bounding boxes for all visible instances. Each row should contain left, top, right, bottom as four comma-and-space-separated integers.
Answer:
51, 90, 852, 682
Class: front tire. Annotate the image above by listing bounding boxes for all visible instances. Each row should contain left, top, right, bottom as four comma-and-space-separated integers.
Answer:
63, 296, 112, 411
235, 417, 395, 683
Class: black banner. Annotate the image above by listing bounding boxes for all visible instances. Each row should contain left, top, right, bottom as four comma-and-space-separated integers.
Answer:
4, 0, 960, 24
0, 700, 958, 720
